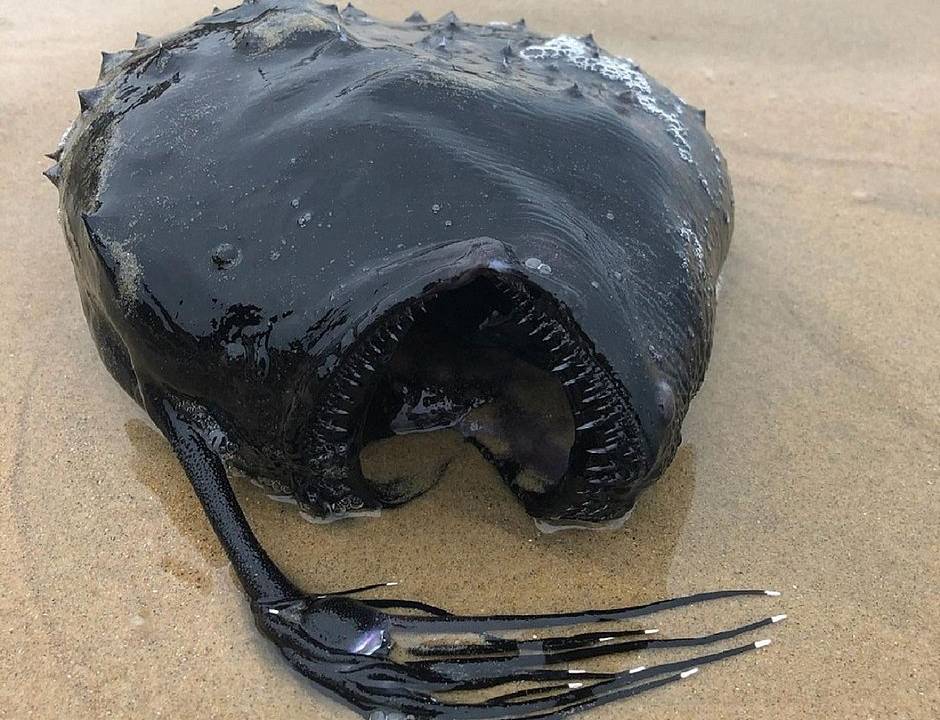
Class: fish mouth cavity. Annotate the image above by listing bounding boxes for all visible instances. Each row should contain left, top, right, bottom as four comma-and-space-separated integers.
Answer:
301, 267, 649, 524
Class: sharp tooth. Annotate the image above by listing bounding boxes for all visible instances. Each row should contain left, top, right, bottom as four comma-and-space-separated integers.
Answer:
552, 362, 571, 372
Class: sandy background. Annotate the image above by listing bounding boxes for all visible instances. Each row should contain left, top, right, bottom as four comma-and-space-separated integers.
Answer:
1, 0, 938, 717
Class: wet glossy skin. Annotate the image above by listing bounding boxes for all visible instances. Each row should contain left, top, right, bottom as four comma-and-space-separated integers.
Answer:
44, 2, 764, 718
52, 0, 732, 523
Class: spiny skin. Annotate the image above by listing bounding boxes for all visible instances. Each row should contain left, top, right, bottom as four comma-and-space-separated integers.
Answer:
50, 0, 732, 525
45, 2, 749, 717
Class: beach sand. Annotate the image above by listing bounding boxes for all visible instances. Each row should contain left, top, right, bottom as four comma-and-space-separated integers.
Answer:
1, 0, 937, 717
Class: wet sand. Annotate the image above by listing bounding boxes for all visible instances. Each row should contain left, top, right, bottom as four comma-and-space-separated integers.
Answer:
1, 0, 938, 717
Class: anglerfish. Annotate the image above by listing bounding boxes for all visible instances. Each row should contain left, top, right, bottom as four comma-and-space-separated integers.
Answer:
45, 2, 785, 717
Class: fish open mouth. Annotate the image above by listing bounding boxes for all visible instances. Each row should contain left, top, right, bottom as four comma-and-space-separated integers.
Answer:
304, 267, 649, 524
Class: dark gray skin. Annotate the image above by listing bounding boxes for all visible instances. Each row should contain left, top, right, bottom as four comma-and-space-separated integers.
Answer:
45, 3, 782, 718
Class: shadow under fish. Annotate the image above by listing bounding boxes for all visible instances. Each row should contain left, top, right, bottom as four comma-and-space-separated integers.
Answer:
46, 2, 784, 717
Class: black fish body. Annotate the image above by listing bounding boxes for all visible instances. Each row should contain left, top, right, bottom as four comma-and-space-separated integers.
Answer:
52, 1, 731, 524
46, 4, 759, 718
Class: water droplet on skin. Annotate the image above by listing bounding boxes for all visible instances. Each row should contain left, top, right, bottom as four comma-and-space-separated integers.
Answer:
298, 212, 312, 227
396, 243, 405, 249
270, 250, 281, 260
606, 211, 615, 220
210, 243, 242, 269
431, 203, 441, 213
290, 198, 300, 208
224, 342, 245, 360
655, 379, 676, 422
591, 280, 600, 289
444, 219, 453, 227
611, 270, 623, 281
525, 257, 552, 274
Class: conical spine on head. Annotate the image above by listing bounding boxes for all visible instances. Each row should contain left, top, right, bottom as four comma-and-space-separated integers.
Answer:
99, 50, 133, 81
77, 86, 104, 113
437, 10, 460, 28
43, 163, 62, 187
341, 3, 367, 20
580, 32, 598, 48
